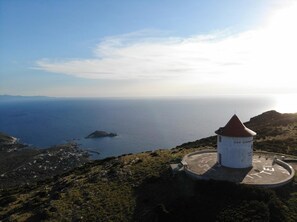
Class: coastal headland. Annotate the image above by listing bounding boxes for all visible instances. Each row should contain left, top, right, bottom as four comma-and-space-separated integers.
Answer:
1, 110, 297, 221
0, 136, 89, 188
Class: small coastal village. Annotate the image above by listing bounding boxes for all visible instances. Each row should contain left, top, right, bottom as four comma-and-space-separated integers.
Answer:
0, 137, 89, 188
1, 110, 297, 221
0, 130, 118, 188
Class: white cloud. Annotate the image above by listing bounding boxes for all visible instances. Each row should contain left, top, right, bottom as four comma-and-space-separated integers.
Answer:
35, 2, 297, 95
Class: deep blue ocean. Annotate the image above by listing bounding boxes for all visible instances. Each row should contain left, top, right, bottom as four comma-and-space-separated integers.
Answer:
0, 97, 276, 159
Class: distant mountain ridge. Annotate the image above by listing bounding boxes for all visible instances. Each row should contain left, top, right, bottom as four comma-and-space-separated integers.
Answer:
0, 95, 52, 102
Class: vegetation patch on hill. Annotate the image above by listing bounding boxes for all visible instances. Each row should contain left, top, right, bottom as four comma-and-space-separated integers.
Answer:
1, 110, 297, 221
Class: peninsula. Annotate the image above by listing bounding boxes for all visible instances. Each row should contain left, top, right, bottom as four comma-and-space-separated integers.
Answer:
1, 110, 297, 221
0, 134, 89, 188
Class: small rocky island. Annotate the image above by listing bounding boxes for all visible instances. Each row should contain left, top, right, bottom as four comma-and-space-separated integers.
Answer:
85, 130, 117, 139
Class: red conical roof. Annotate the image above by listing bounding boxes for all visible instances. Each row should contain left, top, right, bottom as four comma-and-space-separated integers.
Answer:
215, 114, 256, 137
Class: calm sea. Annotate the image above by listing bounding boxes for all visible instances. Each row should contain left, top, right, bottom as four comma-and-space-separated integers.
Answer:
0, 97, 276, 159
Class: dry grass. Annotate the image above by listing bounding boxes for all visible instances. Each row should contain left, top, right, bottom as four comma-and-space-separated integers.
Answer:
1, 110, 297, 221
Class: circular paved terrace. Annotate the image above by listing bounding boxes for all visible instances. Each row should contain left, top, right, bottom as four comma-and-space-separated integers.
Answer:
182, 151, 295, 187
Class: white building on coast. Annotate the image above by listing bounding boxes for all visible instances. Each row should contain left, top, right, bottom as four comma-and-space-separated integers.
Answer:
215, 115, 256, 168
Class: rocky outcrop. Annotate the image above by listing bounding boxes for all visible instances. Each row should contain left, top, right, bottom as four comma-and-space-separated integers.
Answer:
0, 132, 17, 144
85, 130, 117, 139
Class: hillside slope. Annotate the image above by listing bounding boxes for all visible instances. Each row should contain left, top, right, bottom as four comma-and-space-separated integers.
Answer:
1, 110, 297, 221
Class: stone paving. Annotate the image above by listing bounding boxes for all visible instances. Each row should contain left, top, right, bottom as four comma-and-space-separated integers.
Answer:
183, 151, 293, 185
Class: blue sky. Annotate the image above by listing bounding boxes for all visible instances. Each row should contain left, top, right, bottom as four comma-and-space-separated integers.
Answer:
0, 0, 296, 97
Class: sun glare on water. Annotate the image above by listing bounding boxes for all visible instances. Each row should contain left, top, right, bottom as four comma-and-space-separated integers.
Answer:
274, 94, 297, 113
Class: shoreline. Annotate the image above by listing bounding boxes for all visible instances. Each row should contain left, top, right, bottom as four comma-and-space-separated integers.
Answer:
0, 136, 90, 188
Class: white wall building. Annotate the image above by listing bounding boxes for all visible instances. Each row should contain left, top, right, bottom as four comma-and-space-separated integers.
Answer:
215, 115, 256, 168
